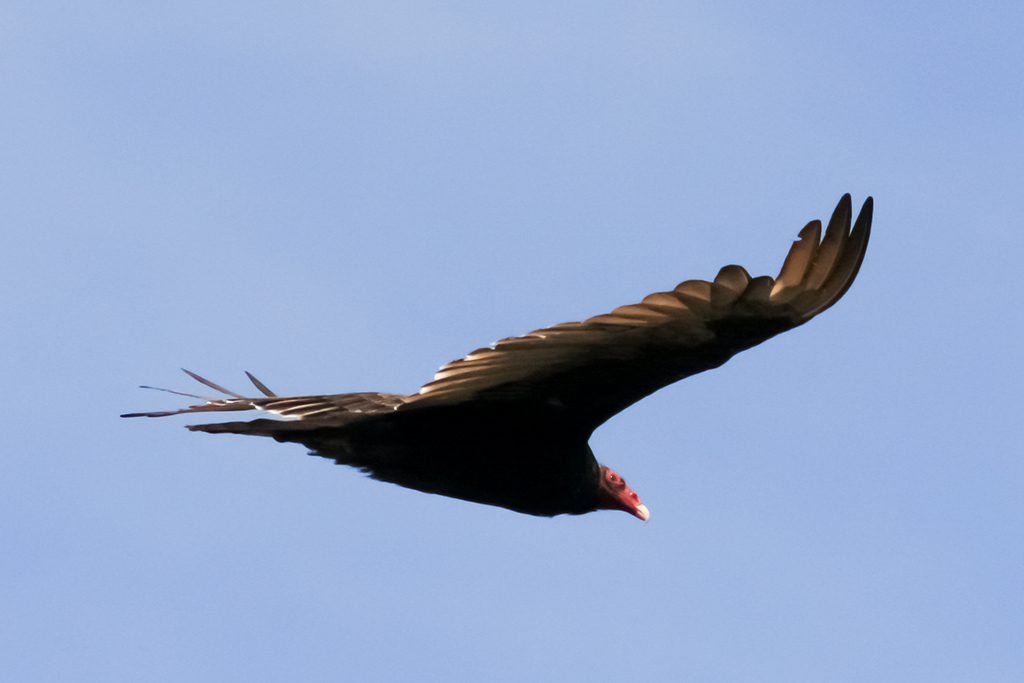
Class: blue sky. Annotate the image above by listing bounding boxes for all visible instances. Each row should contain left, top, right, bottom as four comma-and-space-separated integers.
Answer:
2, 1, 1022, 681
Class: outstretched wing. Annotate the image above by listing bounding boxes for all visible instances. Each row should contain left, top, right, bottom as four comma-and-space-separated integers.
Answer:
409, 195, 872, 432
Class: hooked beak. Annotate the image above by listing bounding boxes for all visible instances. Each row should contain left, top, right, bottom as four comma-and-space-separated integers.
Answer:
632, 503, 651, 522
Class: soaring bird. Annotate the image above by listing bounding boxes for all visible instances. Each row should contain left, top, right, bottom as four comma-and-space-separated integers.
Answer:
124, 194, 872, 522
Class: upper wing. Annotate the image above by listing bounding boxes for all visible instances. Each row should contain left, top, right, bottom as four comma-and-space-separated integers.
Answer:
407, 195, 872, 432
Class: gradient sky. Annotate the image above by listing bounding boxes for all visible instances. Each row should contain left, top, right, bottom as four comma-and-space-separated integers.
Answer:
2, 2, 1022, 681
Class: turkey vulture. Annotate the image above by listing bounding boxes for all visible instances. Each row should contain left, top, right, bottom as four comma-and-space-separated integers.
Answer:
124, 194, 872, 521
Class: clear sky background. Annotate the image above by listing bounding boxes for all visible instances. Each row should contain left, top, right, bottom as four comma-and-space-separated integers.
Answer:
2, 1, 1022, 681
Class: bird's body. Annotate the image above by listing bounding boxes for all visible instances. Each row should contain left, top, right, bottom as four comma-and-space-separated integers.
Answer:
124, 195, 873, 521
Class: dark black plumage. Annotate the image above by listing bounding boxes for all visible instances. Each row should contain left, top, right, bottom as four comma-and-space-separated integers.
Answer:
124, 195, 873, 520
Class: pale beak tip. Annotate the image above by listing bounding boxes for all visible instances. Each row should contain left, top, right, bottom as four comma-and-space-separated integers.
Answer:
635, 504, 650, 522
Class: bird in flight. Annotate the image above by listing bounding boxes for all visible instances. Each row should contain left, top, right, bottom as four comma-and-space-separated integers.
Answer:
124, 194, 872, 522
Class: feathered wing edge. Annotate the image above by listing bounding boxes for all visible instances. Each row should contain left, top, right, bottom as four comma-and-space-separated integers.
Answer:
409, 195, 872, 411
772, 194, 872, 321
121, 369, 408, 427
